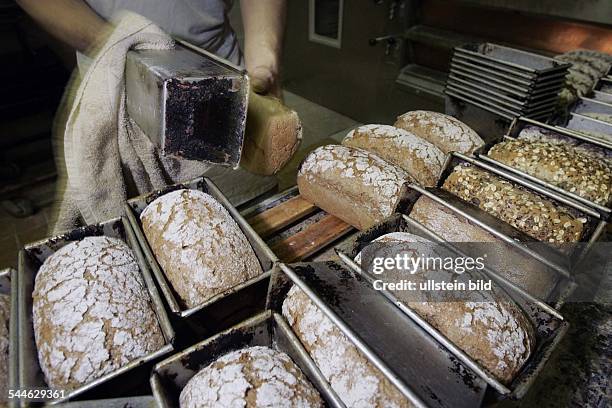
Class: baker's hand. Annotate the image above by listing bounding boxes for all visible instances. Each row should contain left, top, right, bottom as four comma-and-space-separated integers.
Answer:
249, 65, 282, 99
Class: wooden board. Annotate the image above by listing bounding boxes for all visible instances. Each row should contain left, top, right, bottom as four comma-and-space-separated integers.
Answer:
246, 195, 317, 239
246, 192, 353, 262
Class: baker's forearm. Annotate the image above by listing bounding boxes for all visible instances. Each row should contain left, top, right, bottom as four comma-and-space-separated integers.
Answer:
16, 0, 108, 54
240, 0, 286, 94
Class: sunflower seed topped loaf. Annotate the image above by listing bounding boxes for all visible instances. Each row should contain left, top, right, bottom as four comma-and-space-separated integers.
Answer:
394, 110, 484, 154
517, 125, 612, 162
442, 165, 586, 244
32, 236, 165, 390
341, 124, 445, 186
409, 196, 559, 300
356, 232, 535, 384
179, 346, 323, 408
0, 294, 10, 401
297, 145, 413, 230
282, 286, 413, 408
140, 189, 262, 309
488, 139, 612, 205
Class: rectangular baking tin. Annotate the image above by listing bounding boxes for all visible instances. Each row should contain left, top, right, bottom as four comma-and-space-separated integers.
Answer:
564, 112, 612, 144
125, 177, 277, 331
17, 217, 174, 405
151, 310, 344, 408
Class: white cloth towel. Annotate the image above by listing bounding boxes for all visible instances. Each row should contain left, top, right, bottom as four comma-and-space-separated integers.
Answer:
53, 12, 275, 234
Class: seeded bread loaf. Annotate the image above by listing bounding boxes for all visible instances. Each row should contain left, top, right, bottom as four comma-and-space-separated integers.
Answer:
180, 346, 323, 408
409, 196, 559, 299
356, 232, 535, 384
0, 294, 9, 402
297, 145, 413, 231
442, 165, 586, 243
488, 139, 612, 205
141, 189, 263, 309
282, 286, 412, 408
32, 237, 165, 390
341, 124, 445, 186
394, 111, 484, 154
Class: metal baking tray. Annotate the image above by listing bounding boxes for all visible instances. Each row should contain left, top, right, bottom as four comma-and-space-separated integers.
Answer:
446, 82, 558, 114
17, 217, 175, 405
476, 118, 612, 218
564, 112, 612, 144
151, 310, 344, 408
454, 43, 570, 77
437, 153, 607, 265
2, 268, 18, 408
267, 262, 488, 408
445, 86, 555, 119
592, 90, 612, 104
448, 69, 563, 101
451, 56, 568, 90
572, 96, 612, 116
594, 77, 612, 94
331, 223, 568, 401
125, 176, 277, 342
59, 396, 156, 408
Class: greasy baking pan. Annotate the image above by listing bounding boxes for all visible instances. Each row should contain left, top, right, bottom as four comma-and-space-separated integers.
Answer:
476, 117, 612, 218
2, 268, 18, 408
571, 96, 612, 116
125, 176, 277, 341
17, 217, 174, 406
151, 310, 344, 408
564, 112, 612, 144
437, 154, 607, 266
331, 224, 568, 401
454, 43, 570, 77
267, 262, 489, 408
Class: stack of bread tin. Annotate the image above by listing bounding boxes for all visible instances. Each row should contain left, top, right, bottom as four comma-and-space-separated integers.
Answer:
445, 43, 571, 122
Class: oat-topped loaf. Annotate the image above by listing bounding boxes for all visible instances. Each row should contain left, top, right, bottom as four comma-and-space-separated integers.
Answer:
488, 139, 612, 205
342, 124, 445, 186
283, 286, 413, 408
179, 346, 323, 408
356, 232, 535, 384
32, 236, 165, 390
442, 165, 586, 243
0, 294, 9, 402
394, 110, 484, 154
140, 189, 262, 309
297, 145, 413, 230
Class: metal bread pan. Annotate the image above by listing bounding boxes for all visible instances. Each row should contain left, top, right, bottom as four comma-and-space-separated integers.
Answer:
332, 236, 568, 401
151, 310, 344, 408
594, 77, 612, 93
447, 75, 530, 107
444, 89, 515, 122
2, 268, 18, 408
592, 90, 612, 105
444, 94, 515, 142
125, 176, 277, 341
572, 96, 612, 116
268, 262, 489, 408
565, 112, 612, 144
58, 396, 156, 408
335, 212, 572, 312
438, 153, 606, 264
125, 41, 248, 166
17, 217, 174, 406
477, 118, 612, 218
454, 43, 571, 76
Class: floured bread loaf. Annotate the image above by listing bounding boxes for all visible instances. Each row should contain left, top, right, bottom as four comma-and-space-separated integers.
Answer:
32, 237, 165, 390
241, 91, 302, 175
356, 232, 535, 384
297, 145, 412, 230
283, 286, 412, 408
342, 124, 445, 186
394, 111, 484, 154
409, 195, 558, 300
488, 139, 612, 205
0, 294, 9, 402
442, 165, 586, 244
180, 346, 323, 408
140, 189, 262, 308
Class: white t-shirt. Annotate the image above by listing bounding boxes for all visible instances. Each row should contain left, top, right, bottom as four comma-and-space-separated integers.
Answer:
83, 0, 242, 65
